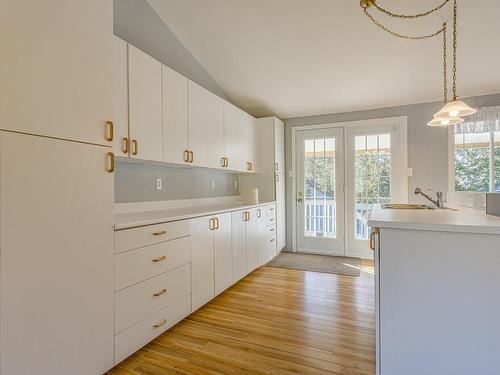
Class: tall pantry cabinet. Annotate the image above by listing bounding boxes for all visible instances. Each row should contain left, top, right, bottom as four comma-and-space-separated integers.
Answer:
0, 1, 115, 374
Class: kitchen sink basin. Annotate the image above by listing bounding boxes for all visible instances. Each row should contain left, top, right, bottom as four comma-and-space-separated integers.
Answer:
381, 203, 437, 209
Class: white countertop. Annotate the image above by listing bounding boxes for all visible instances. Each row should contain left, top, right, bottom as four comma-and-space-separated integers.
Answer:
115, 201, 276, 230
368, 205, 500, 235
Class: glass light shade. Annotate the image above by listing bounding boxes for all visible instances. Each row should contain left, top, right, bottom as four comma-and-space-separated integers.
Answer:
434, 100, 477, 118
427, 115, 464, 127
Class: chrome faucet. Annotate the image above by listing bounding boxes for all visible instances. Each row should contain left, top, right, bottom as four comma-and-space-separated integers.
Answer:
414, 187, 444, 208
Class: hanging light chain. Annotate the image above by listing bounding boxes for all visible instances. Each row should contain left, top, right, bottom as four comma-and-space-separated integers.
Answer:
370, 0, 450, 19
452, 0, 458, 100
362, 7, 446, 40
443, 23, 448, 103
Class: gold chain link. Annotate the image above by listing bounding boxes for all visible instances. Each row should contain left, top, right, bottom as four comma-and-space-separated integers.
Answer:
371, 0, 450, 19
443, 23, 448, 103
362, 7, 446, 40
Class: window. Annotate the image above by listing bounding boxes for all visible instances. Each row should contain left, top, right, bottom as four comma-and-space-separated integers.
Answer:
452, 107, 500, 193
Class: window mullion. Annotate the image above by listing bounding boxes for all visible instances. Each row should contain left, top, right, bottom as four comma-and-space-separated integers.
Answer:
490, 130, 495, 193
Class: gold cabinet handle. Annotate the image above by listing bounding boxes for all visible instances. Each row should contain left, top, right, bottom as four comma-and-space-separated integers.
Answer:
276, 174, 280, 183
221, 157, 226, 167
250, 162, 253, 171
215, 217, 219, 229
105, 121, 114, 141
106, 152, 115, 173
184, 150, 189, 163
275, 162, 278, 171
122, 137, 129, 154
131, 139, 138, 155
225, 157, 229, 167
153, 230, 167, 236
370, 228, 380, 251
188, 150, 194, 163
152, 255, 167, 263
153, 319, 167, 328
153, 288, 167, 297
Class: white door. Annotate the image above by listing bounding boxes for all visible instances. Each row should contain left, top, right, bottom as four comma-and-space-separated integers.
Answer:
0, 132, 114, 375
296, 128, 345, 255
231, 210, 247, 281
274, 118, 285, 173
112, 36, 130, 156
0, 0, 113, 145
128, 45, 163, 162
190, 217, 215, 311
345, 124, 406, 258
188, 81, 224, 168
162, 64, 189, 165
214, 213, 233, 295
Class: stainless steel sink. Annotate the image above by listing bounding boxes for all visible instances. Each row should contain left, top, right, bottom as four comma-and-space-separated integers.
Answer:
381, 203, 437, 210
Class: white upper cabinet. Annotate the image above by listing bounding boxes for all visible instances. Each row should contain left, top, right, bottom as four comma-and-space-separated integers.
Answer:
162, 65, 189, 165
188, 81, 224, 168
0, 0, 113, 145
274, 118, 285, 173
224, 102, 246, 172
113, 36, 130, 156
128, 45, 163, 162
240, 111, 258, 173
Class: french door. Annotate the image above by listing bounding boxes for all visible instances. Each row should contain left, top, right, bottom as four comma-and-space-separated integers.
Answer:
295, 119, 407, 258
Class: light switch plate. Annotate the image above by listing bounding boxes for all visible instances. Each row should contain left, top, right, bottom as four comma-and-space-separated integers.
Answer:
156, 178, 162, 191
407, 168, 413, 177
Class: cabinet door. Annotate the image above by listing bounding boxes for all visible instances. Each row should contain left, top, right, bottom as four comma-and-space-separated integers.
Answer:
188, 82, 224, 168
214, 213, 233, 295
224, 102, 246, 171
0, 132, 114, 375
231, 210, 247, 281
163, 65, 189, 165
128, 45, 163, 161
241, 111, 258, 173
191, 217, 215, 311
0, 0, 112, 145
113, 36, 130, 156
246, 209, 260, 272
276, 173, 287, 251
274, 118, 285, 173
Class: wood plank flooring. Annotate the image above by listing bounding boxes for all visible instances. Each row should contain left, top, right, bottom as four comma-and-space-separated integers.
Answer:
107, 260, 376, 375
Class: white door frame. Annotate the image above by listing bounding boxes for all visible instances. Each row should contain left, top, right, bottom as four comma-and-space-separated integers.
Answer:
291, 116, 408, 254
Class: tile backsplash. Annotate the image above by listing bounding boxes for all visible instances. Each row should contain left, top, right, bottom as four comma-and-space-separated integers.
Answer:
115, 160, 240, 203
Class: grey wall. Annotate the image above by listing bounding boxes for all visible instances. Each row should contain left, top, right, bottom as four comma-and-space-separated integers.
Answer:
115, 161, 240, 203
284, 93, 500, 249
113, 0, 229, 100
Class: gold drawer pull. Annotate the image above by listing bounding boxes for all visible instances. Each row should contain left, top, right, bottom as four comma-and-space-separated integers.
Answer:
153, 288, 167, 297
131, 139, 138, 155
153, 319, 167, 328
152, 256, 167, 263
105, 120, 114, 141
153, 230, 167, 236
106, 152, 115, 173
188, 150, 194, 163
122, 137, 129, 154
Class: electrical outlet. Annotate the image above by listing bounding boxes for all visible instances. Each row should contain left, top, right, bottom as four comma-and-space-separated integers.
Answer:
407, 168, 413, 177
211, 180, 216, 191
156, 178, 162, 191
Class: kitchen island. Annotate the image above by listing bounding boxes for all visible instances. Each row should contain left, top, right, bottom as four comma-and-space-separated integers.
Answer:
368, 206, 500, 375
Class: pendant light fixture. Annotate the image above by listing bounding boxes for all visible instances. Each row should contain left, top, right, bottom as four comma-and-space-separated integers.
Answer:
360, 0, 476, 127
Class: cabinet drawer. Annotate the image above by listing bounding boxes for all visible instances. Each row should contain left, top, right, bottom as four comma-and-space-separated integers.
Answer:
115, 236, 190, 291
115, 220, 190, 253
115, 294, 191, 365
115, 264, 190, 334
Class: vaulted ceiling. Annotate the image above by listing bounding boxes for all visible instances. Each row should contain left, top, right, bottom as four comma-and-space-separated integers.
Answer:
147, 0, 500, 119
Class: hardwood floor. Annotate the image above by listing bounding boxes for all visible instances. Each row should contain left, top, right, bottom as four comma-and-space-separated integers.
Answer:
108, 260, 376, 375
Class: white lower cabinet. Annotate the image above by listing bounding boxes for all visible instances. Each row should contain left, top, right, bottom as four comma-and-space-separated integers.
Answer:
232, 210, 248, 281
246, 208, 260, 272
191, 216, 215, 311
214, 213, 233, 295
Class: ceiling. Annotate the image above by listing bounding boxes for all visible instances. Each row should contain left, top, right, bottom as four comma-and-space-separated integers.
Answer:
147, 0, 500, 119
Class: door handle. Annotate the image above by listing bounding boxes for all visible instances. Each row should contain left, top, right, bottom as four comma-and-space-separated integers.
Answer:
122, 137, 129, 154
131, 140, 138, 155
370, 228, 380, 251
106, 152, 115, 173
188, 151, 194, 163
297, 198, 303, 203
105, 121, 114, 142
184, 150, 190, 162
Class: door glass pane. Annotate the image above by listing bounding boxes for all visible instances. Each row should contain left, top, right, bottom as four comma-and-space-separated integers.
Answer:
495, 131, 500, 192
304, 137, 336, 239
354, 134, 391, 240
